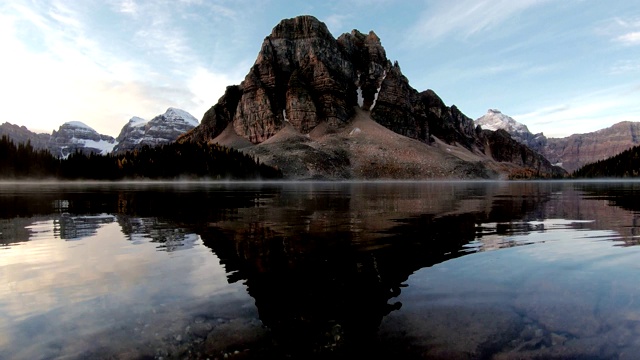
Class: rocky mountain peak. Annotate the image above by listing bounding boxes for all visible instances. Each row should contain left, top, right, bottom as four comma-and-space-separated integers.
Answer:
269, 15, 333, 40
164, 108, 199, 127
114, 108, 198, 153
179, 15, 564, 179
49, 121, 116, 158
476, 109, 530, 133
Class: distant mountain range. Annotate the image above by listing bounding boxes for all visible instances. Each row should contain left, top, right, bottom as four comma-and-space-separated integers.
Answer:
0, 108, 198, 158
475, 109, 640, 173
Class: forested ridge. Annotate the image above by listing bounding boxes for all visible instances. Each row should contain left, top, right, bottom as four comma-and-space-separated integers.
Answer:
573, 145, 640, 178
0, 135, 282, 180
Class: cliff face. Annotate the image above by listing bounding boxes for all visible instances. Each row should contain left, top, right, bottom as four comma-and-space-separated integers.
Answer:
544, 122, 640, 173
183, 16, 425, 144
181, 15, 562, 179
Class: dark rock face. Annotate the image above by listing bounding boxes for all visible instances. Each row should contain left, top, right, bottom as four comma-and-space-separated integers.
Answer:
187, 86, 243, 143
370, 65, 426, 141
183, 16, 397, 144
421, 91, 478, 148
480, 130, 566, 178
181, 15, 564, 179
0, 122, 50, 150
48, 122, 116, 158
232, 16, 357, 143
181, 15, 491, 151
114, 108, 198, 153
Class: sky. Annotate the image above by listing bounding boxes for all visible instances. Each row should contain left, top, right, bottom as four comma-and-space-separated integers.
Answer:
1, 0, 639, 138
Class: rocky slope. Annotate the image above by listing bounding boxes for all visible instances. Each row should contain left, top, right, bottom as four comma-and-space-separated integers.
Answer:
114, 108, 199, 153
180, 15, 563, 179
544, 122, 640, 173
48, 121, 116, 158
475, 110, 640, 173
0, 122, 51, 150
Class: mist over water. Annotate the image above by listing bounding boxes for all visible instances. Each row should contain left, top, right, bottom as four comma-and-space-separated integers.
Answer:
1, 181, 640, 359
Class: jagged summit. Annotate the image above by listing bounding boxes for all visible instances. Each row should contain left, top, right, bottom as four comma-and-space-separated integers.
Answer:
179, 15, 565, 179
476, 109, 530, 134
114, 108, 198, 153
164, 107, 199, 127
269, 15, 334, 40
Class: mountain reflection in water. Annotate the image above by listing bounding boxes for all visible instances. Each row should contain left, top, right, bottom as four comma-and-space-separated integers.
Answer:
1, 181, 640, 359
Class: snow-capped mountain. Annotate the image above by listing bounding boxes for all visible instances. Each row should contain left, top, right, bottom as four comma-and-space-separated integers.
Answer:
48, 121, 117, 159
113, 108, 199, 153
2, 108, 198, 158
475, 109, 546, 149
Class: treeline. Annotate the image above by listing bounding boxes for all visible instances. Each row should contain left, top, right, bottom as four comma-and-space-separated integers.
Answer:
573, 145, 640, 178
0, 135, 282, 180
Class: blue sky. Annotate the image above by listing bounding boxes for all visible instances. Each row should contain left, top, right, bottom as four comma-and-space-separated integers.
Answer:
1, 0, 639, 138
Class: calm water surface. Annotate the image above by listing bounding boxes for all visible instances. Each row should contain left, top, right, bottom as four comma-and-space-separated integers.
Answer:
2, 181, 640, 359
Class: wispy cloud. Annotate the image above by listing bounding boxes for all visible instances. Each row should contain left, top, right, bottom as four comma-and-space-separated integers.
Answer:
405, 0, 551, 45
616, 31, 640, 45
0, 0, 255, 136
513, 86, 640, 137
118, 0, 138, 16
610, 59, 640, 74
599, 16, 640, 46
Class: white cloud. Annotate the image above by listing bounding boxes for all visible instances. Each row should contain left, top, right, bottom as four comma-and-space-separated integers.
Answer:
406, 0, 551, 45
118, 0, 138, 15
0, 2, 182, 136
616, 31, 640, 45
600, 16, 640, 45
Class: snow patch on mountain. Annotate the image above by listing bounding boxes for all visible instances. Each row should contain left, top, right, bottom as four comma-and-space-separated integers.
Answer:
128, 116, 148, 128
113, 108, 198, 153
48, 121, 117, 158
165, 107, 199, 127
475, 109, 530, 133
81, 138, 117, 155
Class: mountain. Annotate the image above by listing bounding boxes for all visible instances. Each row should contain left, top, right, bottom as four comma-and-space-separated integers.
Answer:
48, 121, 116, 158
0, 122, 51, 150
114, 108, 199, 153
2, 107, 198, 158
475, 110, 640, 173
1, 121, 116, 158
475, 109, 546, 150
180, 15, 564, 180
544, 122, 640, 173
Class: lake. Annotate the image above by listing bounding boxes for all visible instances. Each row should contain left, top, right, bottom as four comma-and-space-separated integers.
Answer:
2, 181, 640, 359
